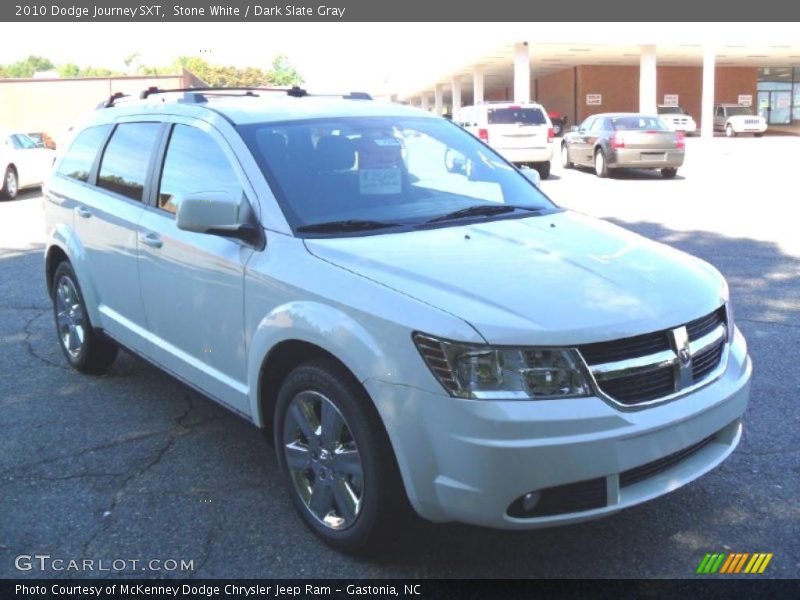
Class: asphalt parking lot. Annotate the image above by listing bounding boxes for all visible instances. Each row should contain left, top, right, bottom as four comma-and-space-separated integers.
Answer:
1, 136, 798, 579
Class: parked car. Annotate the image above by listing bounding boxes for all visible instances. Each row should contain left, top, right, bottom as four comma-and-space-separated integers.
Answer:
656, 105, 697, 135
714, 104, 767, 137
44, 88, 750, 552
548, 111, 568, 136
561, 113, 685, 178
27, 132, 57, 150
455, 101, 554, 179
1, 131, 57, 199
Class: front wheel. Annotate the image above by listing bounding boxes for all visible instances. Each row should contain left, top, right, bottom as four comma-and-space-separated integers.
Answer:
725, 124, 736, 138
51, 261, 118, 373
754, 132, 764, 138
594, 149, 608, 178
275, 358, 408, 553
661, 168, 678, 179
1, 167, 18, 200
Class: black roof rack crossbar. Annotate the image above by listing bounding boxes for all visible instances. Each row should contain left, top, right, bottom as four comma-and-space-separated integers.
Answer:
96, 91, 130, 109
139, 85, 309, 99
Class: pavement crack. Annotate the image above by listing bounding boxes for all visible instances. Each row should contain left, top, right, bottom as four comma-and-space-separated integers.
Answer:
191, 527, 217, 578
21, 310, 71, 371
81, 395, 195, 557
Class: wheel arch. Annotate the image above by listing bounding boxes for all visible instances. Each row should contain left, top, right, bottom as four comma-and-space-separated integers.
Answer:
45, 226, 101, 327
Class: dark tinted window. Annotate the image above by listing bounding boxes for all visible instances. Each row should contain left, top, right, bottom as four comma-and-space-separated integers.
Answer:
158, 125, 242, 214
657, 106, 686, 115
609, 116, 668, 131
98, 123, 161, 201
57, 125, 111, 182
487, 107, 546, 125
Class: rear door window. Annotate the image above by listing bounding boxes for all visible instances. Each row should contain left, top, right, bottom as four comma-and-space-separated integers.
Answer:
609, 116, 668, 131
97, 123, 161, 201
57, 125, 111, 183
487, 107, 547, 125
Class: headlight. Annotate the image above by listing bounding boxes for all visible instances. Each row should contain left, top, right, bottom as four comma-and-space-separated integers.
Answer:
413, 333, 591, 400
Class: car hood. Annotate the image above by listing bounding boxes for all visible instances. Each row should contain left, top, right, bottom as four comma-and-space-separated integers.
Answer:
304, 211, 727, 346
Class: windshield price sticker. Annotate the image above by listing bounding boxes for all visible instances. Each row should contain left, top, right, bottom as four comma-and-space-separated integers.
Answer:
359, 169, 402, 195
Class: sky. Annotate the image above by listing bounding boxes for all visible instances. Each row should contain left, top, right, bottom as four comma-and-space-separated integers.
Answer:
2, 23, 798, 96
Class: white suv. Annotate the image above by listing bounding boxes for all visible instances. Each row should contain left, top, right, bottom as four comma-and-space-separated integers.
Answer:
455, 102, 554, 179
44, 87, 751, 552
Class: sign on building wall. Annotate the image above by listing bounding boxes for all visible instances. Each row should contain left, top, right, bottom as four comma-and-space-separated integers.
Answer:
586, 93, 602, 106
663, 94, 679, 106
738, 94, 753, 106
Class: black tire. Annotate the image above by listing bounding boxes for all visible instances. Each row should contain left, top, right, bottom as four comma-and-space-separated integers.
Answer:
1, 166, 18, 200
274, 358, 409, 554
594, 148, 609, 178
552, 122, 563, 137
661, 168, 678, 179
51, 261, 118, 373
560, 144, 573, 169
754, 132, 764, 138
534, 161, 551, 180
725, 124, 736, 138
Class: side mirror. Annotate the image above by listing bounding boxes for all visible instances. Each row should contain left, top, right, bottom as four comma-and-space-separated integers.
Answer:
519, 166, 541, 188
176, 192, 261, 245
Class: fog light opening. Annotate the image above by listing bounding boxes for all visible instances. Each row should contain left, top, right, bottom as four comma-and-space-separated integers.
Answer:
522, 491, 541, 512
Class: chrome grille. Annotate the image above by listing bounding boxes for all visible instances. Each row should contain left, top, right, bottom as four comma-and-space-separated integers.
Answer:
579, 307, 729, 407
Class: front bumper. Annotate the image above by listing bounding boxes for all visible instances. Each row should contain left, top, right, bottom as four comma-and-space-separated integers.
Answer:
608, 148, 685, 170
365, 329, 751, 529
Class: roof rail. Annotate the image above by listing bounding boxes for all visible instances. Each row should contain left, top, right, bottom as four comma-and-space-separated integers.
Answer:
98, 86, 374, 109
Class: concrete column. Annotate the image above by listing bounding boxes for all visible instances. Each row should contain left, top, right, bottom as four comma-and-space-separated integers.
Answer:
434, 84, 443, 115
451, 76, 462, 117
701, 46, 716, 139
639, 45, 657, 114
421, 94, 429, 111
513, 42, 531, 104
473, 65, 484, 104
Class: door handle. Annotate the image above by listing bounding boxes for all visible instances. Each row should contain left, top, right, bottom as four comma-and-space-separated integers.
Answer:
74, 206, 91, 219
139, 232, 163, 249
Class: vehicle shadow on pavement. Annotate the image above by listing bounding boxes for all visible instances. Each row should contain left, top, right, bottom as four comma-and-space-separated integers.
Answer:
0, 222, 797, 578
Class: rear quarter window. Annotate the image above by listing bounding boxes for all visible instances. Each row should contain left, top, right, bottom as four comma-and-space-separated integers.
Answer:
56, 125, 111, 182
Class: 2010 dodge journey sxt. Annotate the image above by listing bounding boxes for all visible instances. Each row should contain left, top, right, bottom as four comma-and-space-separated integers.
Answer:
43, 87, 752, 552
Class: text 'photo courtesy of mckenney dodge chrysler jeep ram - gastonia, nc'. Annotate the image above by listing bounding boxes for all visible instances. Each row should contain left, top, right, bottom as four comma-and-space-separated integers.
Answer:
42, 86, 751, 553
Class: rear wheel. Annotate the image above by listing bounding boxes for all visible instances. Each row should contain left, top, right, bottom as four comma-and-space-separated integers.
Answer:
552, 122, 563, 137
594, 149, 608, 178
534, 161, 551, 180
1, 167, 18, 200
725, 124, 736, 138
275, 358, 408, 553
51, 261, 118, 373
661, 168, 678, 179
560, 144, 573, 169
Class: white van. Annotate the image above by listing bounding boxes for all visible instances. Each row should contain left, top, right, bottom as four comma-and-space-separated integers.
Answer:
456, 102, 554, 178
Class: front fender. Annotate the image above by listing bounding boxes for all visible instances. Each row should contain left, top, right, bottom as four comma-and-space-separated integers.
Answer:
47, 224, 101, 327
247, 301, 392, 427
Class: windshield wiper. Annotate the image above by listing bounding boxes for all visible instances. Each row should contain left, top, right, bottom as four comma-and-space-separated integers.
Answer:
296, 219, 402, 234
425, 204, 543, 224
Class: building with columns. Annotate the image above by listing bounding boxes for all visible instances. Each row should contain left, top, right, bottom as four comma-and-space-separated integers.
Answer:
400, 36, 800, 137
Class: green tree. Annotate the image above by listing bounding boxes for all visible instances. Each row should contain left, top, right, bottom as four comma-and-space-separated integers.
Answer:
266, 54, 303, 86
57, 63, 81, 77
3, 55, 55, 77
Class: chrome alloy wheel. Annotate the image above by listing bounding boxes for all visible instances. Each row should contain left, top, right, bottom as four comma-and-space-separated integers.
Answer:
55, 275, 86, 359
6, 170, 18, 197
282, 390, 364, 530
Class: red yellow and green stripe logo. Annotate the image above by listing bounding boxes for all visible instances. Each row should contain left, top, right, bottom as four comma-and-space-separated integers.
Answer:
696, 552, 773, 574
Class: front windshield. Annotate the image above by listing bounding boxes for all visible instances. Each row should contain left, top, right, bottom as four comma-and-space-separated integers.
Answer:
726, 106, 753, 116
237, 116, 556, 235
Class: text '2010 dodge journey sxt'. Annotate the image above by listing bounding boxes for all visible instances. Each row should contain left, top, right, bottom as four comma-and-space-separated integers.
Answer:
43, 87, 751, 552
